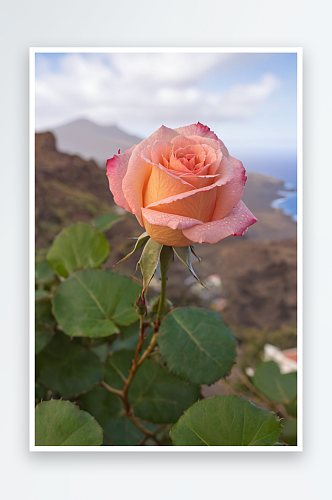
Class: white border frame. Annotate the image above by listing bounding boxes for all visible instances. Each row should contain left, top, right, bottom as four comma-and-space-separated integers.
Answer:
29, 47, 303, 452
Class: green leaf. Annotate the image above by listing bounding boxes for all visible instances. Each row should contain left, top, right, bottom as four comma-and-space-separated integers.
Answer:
104, 351, 200, 424
111, 322, 152, 352
158, 308, 237, 385
173, 246, 205, 287
35, 261, 55, 284
116, 232, 150, 265
253, 361, 297, 404
160, 245, 174, 275
286, 399, 297, 418
104, 350, 134, 390
35, 301, 55, 354
35, 289, 50, 300
90, 213, 123, 232
35, 317, 54, 353
81, 336, 114, 347
280, 418, 297, 446
80, 387, 156, 445
130, 360, 200, 424
90, 343, 111, 362
35, 399, 103, 446
171, 395, 282, 446
103, 416, 157, 446
117, 321, 141, 340
46, 222, 110, 277
37, 333, 103, 398
52, 269, 141, 337
138, 238, 163, 289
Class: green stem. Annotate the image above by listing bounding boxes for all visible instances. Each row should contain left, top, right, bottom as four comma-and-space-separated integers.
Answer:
156, 269, 167, 326
137, 268, 167, 368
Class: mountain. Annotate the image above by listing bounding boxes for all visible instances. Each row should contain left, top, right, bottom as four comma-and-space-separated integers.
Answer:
51, 118, 142, 168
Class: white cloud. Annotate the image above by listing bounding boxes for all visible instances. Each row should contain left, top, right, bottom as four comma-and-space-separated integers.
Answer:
108, 53, 231, 87
35, 53, 280, 135
205, 73, 280, 118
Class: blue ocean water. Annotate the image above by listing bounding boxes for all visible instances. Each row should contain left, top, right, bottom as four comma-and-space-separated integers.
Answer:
232, 148, 298, 220
271, 191, 297, 222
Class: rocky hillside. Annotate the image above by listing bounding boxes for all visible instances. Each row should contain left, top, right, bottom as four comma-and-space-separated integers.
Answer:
35, 132, 114, 247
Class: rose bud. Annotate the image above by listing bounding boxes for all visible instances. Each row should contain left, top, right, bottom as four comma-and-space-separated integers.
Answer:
135, 294, 147, 316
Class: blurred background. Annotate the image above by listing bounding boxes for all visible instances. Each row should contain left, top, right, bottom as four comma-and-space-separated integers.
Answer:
34, 51, 297, 433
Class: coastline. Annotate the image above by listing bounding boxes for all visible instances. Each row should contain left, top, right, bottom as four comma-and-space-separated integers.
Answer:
271, 189, 297, 222
240, 173, 297, 241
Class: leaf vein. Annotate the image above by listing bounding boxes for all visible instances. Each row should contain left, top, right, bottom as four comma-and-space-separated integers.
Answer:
72, 274, 107, 318
172, 315, 224, 368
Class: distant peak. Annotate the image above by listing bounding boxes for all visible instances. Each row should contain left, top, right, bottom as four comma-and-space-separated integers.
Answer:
52, 119, 143, 144
53, 118, 126, 132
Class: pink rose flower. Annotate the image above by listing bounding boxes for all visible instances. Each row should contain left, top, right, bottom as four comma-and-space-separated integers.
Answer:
106, 123, 257, 247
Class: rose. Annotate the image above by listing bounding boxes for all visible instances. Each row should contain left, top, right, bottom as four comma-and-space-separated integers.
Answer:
106, 123, 257, 247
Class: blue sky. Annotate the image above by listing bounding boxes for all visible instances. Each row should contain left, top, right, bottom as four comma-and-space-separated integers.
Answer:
35, 51, 297, 156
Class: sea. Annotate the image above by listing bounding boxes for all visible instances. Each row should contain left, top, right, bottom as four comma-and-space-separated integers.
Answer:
235, 148, 298, 222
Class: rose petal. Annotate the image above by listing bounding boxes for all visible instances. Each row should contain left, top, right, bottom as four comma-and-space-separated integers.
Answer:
169, 151, 191, 173
191, 159, 205, 170
142, 207, 203, 230
192, 148, 223, 176
204, 146, 217, 166
106, 145, 136, 212
161, 155, 169, 169
174, 144, 206, 158
188, 135, 229, 158
122, 157, 151, 225
146, 155, 234, 211
177, 173, 218, 189
142, 145, 195, 188
122, 126, 179, 224
171, 135, 197, 149
179, 172, 219, 179
150, 140, 173, 164
212, 156, 247, 220
182, 201, 257, 244
143, 218, 194, 247
133, 125, 179, 154
175, 122, 219, 141
142, 158, 194, 208
147, 188, 218, 223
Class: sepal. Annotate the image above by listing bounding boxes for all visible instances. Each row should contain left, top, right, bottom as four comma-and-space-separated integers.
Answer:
115, 232, 150, 266
137, 238, 163, 291
173, 246, 205, 288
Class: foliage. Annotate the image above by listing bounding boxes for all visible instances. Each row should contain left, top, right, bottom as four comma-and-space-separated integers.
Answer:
35, 399, 103, 446
158, 308, 237, 385
34, 221, 295, 447
52, 269, 141, 337
171, 395, 282, 446
46, 222, 110, 277
253, 360, 297, 404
